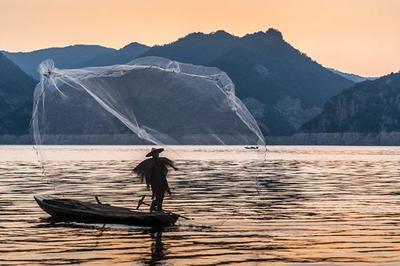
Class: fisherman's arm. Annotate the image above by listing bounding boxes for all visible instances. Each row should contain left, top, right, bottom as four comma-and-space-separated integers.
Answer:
167, 160, 178, 170
166, 180, 172, 195
169, 161, 178, 170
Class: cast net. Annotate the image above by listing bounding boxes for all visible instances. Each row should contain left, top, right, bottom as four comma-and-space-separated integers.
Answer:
32, 56, 265, 148
31, 56, 267, 220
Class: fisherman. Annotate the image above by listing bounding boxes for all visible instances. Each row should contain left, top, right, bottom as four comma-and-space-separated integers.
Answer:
132, 148, 177, 211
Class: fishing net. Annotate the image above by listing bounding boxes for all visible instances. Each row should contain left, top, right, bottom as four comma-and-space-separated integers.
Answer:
32, 56, 265, 147
31, 56, 267, 223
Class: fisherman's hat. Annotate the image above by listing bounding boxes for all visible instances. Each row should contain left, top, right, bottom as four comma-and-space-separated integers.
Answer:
146, 148, 164, 157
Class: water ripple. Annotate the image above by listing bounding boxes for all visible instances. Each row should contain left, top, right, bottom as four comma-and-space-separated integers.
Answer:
1, 146, 400, 265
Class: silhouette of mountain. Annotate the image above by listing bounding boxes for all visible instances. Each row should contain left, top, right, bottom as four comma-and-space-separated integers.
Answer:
0, 53, 36, 135
74, 42, 149, 67
143, 28, 354, 135
142, 30, 239, 65
301, 72, 400, 133
0, 28, 358, 138
3, 45, 114, 79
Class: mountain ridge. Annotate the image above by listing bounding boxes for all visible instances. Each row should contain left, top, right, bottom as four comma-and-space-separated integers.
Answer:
301, 72, 400, 133
3, 44, 115, 79
328, 68, 374, 83
1, 28, 362, 138
74, 42, 150, 67
141, 28, 354, 135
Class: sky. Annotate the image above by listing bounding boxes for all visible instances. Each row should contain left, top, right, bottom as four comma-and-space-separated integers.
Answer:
1, 0, 400, 77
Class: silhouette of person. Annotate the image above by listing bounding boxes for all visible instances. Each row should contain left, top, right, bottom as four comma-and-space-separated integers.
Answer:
133, 148, 177, 211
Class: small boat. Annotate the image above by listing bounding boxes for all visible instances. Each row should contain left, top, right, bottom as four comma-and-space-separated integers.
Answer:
244, 146, 259, 150
34, 195, 179, 227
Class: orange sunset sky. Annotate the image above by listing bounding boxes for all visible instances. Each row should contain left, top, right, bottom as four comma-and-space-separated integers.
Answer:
1, 0, 400, 76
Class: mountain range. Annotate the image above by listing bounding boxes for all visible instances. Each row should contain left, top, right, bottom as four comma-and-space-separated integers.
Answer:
142, 29, 354, 135
1, 28, 397, 144
2, 45, 115, 79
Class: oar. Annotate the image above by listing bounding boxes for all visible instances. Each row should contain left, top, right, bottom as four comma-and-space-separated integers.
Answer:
174, 213, 192, 220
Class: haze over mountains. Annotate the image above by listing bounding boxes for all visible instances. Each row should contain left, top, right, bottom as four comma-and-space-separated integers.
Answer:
1, 28, 398, 144
328, 68, 372, 83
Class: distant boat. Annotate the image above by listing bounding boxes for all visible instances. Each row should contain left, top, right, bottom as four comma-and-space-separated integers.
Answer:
244, 146, 259, 150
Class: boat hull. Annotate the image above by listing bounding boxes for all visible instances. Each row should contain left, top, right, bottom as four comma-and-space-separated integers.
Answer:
34, 195, 179, 227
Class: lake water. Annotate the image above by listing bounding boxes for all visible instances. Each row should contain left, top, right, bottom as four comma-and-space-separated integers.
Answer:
1, 146, 400, 265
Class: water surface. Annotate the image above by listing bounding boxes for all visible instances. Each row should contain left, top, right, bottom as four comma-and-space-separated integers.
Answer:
1, 146, 400, 265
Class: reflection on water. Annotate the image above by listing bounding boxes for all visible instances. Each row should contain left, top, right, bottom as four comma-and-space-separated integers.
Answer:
1, 146, 400, 265
147, 230, 165, 265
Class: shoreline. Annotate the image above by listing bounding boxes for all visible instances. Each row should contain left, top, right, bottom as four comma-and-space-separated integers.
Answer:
2, 133, 400, 146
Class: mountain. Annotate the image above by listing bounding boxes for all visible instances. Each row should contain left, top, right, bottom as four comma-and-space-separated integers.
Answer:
74, 42, 150, 67
142, 30, 239, 66
0, 28, 356, 138
0, 53, 36, 135
301, 72, 400, 133
328, 68, 371, 83
143, 28, 354, 135
3, 45, 114, 79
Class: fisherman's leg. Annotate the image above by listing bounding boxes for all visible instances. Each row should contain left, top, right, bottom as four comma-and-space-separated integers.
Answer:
149, 190, 157, 211
150, 199, 157, 211
156, 194, 165, 211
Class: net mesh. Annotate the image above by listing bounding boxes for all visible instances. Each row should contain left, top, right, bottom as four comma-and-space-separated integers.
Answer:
32, 56, 265, 147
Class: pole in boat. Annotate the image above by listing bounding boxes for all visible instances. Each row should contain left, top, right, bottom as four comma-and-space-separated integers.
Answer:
137, 195, 151, 209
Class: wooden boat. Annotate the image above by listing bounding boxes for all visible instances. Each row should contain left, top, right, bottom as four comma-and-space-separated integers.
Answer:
34, 195, 179, 227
